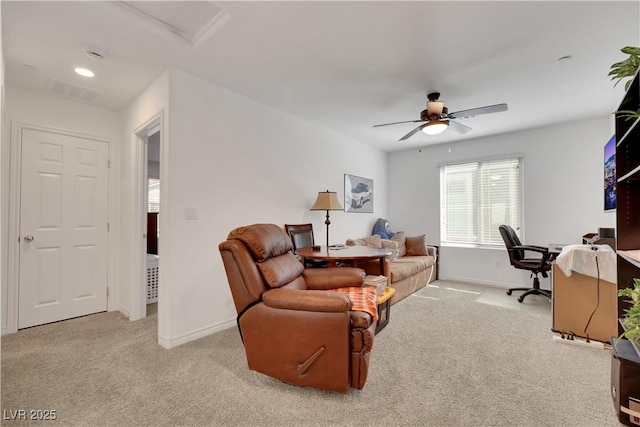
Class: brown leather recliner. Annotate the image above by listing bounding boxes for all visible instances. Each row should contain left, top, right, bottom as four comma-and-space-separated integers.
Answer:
219, 223, 375, 393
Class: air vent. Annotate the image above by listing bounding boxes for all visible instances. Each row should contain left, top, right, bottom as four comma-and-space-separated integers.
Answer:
116, 1, 230, 48
46, 78, 101, 103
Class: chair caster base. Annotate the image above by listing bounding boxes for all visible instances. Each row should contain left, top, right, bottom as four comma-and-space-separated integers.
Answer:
506, 289, 512, 296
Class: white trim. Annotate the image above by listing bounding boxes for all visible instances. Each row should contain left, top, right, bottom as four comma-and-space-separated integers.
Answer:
131, 114, 163, 321
6, 121, 116, 333
438, 275, 551, 291
436, 152, 524, 168
158, 319, 235, 350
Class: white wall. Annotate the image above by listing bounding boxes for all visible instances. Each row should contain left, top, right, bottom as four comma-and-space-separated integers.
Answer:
158, 69, 387, 347
1, 87, 121, 333
388, 117, 616, 289
118, 69, 387, 348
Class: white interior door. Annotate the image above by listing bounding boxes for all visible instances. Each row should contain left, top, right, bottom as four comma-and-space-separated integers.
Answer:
18, 129, 109, 329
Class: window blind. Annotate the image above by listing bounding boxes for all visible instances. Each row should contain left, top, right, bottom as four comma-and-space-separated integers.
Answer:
148, 179, 160, 213
440, 157, 522, 246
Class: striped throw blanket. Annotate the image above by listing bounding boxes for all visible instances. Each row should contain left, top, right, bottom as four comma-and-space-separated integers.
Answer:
329, 287, 378, 322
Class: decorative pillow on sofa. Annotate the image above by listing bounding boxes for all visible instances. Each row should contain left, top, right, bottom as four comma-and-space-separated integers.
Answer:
381, 239, 399, 260
345, 234, 382, 248
390, 231, 406, 257
405, 234, 429, 256
371, 218, 395, 239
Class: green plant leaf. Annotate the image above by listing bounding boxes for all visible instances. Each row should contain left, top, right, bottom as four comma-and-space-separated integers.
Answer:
609, 46, 640, 88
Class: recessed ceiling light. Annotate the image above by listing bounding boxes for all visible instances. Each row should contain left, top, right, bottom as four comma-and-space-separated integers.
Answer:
74, 67, 95, 77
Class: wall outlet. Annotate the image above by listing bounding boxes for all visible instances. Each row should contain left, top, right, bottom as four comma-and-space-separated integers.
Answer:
493, 260, 501, 269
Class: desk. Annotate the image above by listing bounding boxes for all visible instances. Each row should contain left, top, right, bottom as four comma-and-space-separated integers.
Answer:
295, 246, 391, 272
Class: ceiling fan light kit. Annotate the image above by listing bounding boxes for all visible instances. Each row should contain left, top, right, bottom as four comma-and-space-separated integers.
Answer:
422, 119, 448, 135
373, 91, 508, 141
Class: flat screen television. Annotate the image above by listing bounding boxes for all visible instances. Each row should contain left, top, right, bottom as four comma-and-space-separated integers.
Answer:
604, 134, 616, 211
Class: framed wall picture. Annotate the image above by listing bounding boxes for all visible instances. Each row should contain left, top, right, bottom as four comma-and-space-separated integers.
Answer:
344, 174, 373, 213
604, 134, 616, 212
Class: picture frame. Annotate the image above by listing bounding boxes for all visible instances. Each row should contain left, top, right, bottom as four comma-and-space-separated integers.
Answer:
604, 134, 616, 212
344, 174, 373, 213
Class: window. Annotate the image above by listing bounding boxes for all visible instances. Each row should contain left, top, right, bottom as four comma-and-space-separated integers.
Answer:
148, 179, 160, 213
440, 156, 522, 246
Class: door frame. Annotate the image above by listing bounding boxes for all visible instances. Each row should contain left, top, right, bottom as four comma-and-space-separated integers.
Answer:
130, 113, 163, 322
6, 122, 116, 334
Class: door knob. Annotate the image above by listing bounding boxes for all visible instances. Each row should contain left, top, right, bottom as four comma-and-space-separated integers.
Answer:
23, 235, 34, 242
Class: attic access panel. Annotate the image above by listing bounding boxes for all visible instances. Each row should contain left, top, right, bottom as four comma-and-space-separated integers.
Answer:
117, 1, 230, 47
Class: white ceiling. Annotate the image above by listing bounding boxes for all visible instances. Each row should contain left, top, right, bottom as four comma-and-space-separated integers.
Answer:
3, 1, 639, 152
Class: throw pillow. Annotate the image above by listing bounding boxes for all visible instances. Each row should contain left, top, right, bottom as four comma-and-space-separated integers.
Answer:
405, 234, 429, 256
381, 239, 399, 260
390, 231, 406, 257
371, 218, 395, 239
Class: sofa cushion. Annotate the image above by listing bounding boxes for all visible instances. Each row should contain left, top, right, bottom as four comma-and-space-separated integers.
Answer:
346, 235, 382, 248
390, 231, 406, 257
389, 256, 433, 282
406, 234, 429, 256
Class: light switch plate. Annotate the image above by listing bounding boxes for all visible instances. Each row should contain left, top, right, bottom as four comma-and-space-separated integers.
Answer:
184, 206, 198, 220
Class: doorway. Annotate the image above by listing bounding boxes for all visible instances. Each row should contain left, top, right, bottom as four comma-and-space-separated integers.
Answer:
132, 115, 162, 321
145, 129, 160, 316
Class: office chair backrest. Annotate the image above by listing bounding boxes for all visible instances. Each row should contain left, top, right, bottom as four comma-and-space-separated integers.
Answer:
498, 224, 525, 261
285, 223, 315, 250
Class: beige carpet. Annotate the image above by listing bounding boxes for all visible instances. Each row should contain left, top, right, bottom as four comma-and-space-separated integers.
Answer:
1, 281, 619, 426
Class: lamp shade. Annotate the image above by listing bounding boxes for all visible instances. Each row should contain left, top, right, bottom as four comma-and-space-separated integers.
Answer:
310, 190, 343, 211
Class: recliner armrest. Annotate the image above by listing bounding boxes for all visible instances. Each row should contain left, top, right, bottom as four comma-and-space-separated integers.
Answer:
263, 288, 352, 312
303, 267, 364, 290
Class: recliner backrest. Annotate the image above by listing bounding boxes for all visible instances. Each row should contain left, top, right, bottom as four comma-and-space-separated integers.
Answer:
499, 224, 525, 261
220, 224, 307, 315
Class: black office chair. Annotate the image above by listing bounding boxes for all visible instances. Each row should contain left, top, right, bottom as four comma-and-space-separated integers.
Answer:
284, 223, 326, 268
499, 224, 554, 303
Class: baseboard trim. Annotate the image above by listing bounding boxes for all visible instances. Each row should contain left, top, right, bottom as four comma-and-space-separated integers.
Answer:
158, 318, 236, 350
1, 326, 7, 336
437, 275, 534, 290
114, 305, 131, 319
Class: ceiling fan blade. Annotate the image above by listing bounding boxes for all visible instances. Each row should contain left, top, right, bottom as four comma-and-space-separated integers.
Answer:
399, 124, 426, 141
449, 120, 472, 134
448, 103, 508, 120
373, 119, 424, 128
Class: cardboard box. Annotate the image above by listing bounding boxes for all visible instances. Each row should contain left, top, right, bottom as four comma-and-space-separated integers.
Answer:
552, 264, 617, 343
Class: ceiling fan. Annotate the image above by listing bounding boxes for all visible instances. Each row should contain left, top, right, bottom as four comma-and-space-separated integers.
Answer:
373, 92, 508, 141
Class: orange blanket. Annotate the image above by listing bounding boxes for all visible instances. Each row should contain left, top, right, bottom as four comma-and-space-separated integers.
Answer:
329, 287, 378, 322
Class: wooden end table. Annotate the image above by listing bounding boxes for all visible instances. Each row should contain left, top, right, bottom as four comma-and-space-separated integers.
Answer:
375, 287, 395, 334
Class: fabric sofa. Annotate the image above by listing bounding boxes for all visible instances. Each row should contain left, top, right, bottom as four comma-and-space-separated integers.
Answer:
346, 232, 437, 305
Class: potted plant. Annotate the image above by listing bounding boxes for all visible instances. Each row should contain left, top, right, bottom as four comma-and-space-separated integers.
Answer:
610, 46, 640, 90
618, 278, 640, 351
610, 46, 640, 121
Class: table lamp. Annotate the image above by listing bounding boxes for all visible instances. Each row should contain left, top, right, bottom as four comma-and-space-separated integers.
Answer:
310, 190, 343, 247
